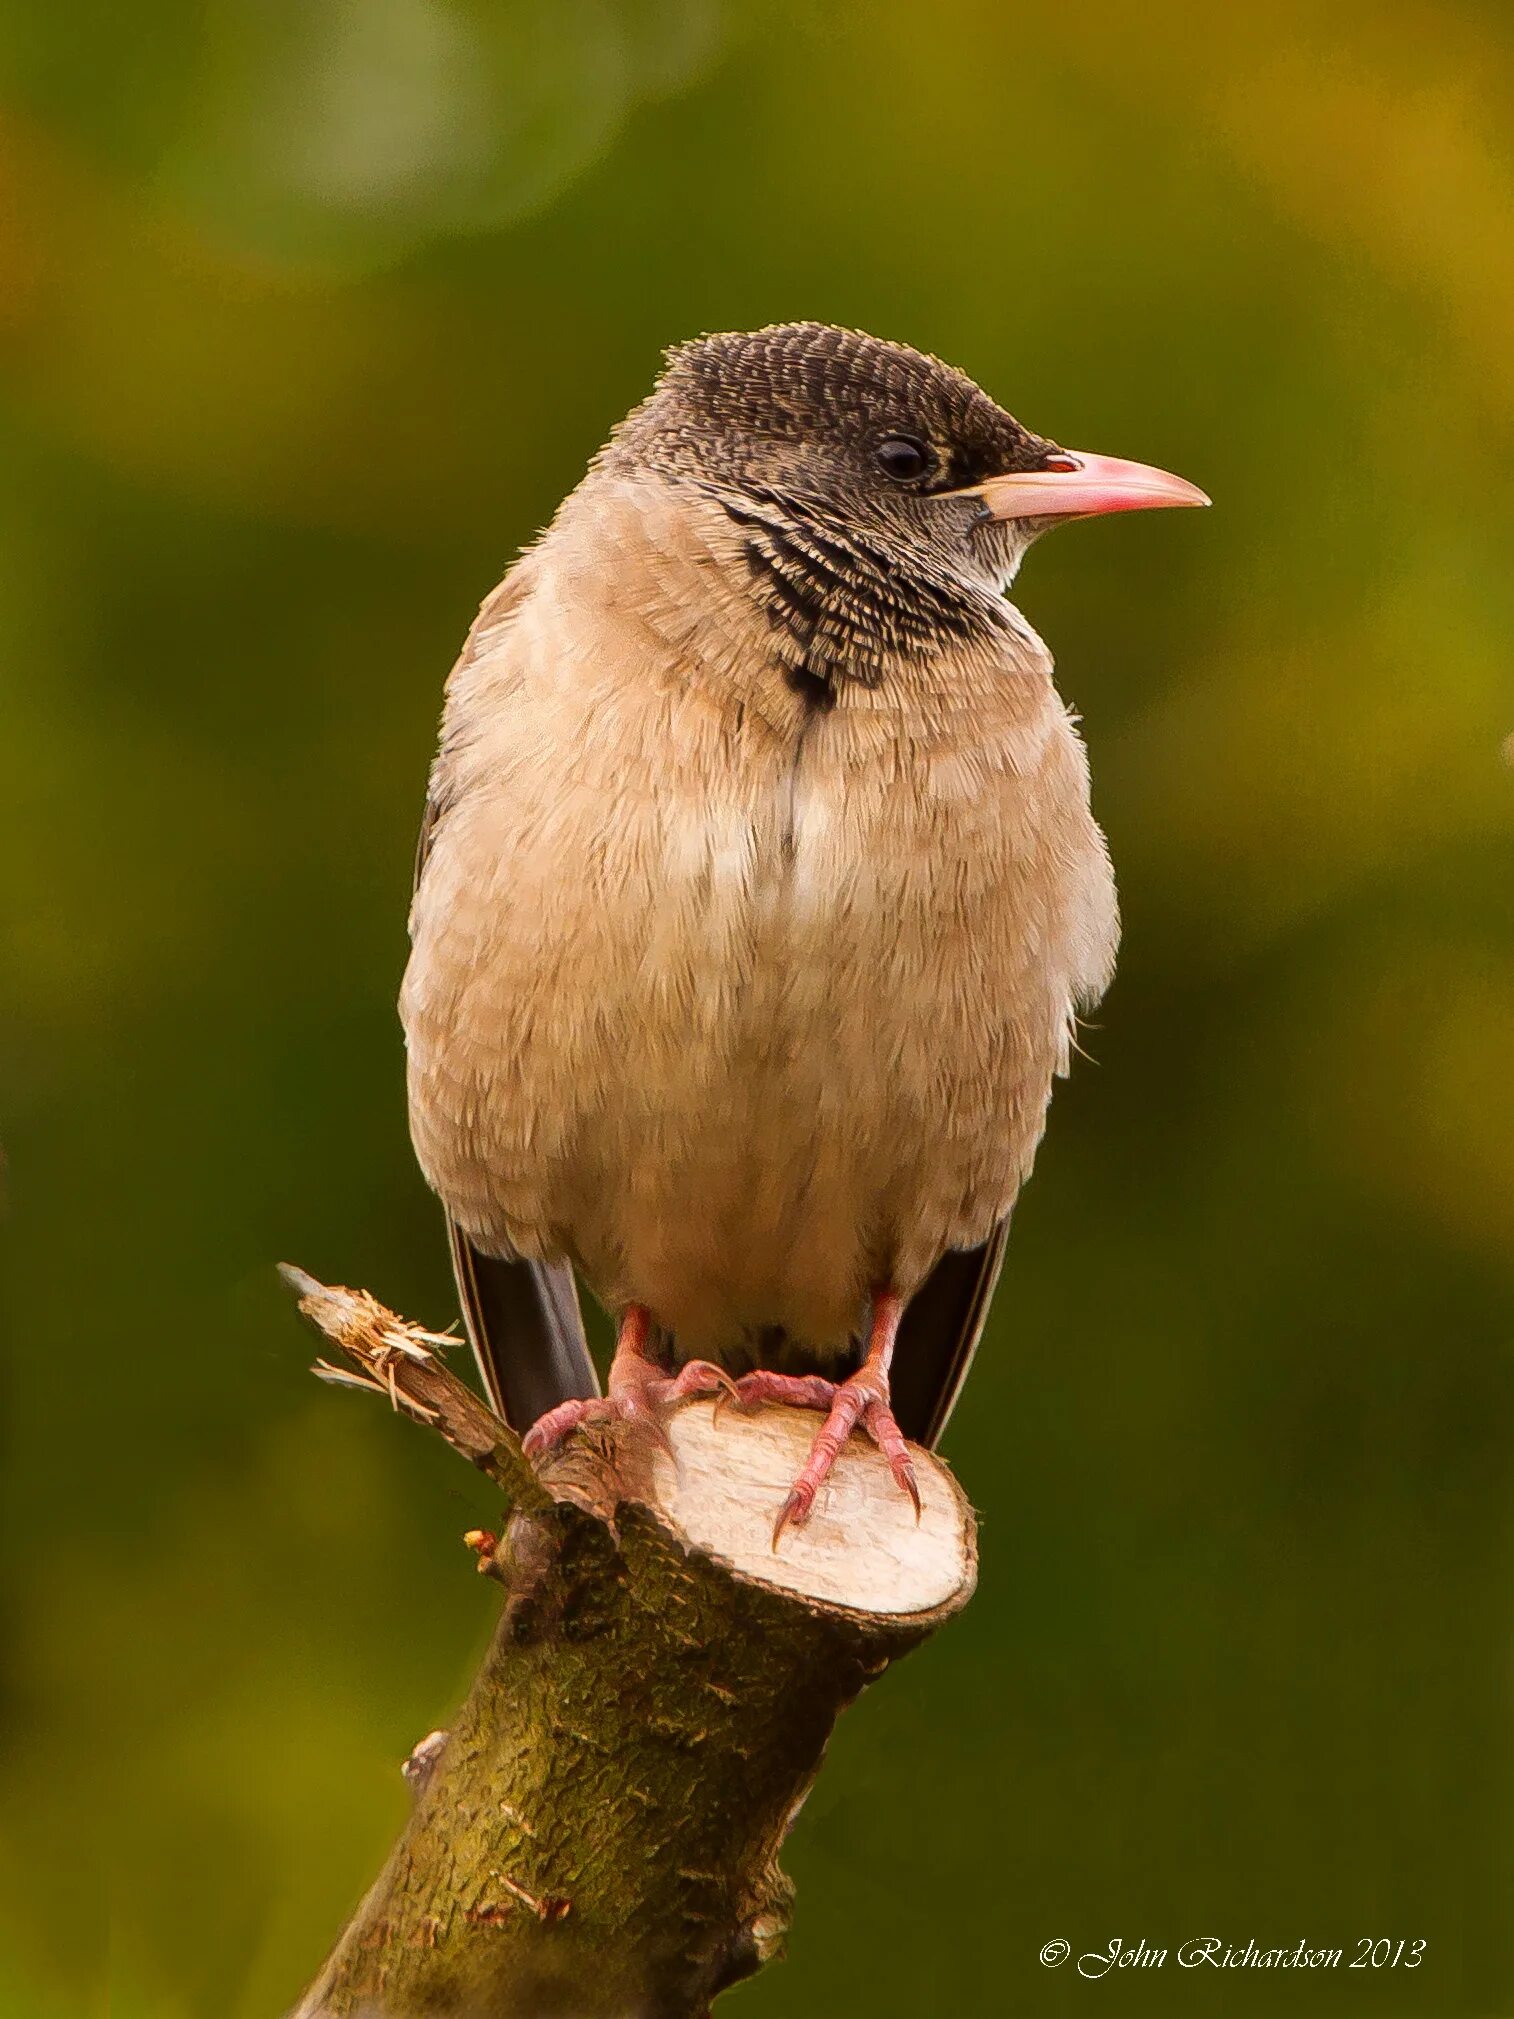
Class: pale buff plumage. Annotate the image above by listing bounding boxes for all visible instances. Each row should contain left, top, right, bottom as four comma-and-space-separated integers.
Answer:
401, 468, 1118, 1364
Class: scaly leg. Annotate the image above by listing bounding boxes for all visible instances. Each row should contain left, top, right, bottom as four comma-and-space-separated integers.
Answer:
522, 1304, 735, 1456
725, 1291, 921, 1543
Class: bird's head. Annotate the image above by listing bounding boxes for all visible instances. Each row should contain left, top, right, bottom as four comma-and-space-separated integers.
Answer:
614, 322, 1206, 588
605, 323, 1206, 697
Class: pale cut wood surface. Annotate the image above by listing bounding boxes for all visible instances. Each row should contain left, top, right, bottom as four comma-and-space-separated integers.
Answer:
648, 1399, 976, 1619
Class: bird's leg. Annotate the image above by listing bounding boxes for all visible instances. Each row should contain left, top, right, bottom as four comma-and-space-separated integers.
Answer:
521, 1304, 736, 1457
726, 1290, 921, 1542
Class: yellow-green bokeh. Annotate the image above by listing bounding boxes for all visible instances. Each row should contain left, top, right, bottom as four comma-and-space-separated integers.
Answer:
2, 2, 1510, 2012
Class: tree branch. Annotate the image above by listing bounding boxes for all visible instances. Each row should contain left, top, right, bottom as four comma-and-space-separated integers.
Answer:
283, 1268, 977, 2019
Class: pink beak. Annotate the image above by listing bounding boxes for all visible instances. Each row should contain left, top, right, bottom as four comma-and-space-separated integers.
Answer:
972, 450, 1210, 522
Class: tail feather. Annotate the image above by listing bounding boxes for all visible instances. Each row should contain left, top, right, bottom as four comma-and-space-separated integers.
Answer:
888, 1223, 1010, 1447
447, 1220, 600, 1432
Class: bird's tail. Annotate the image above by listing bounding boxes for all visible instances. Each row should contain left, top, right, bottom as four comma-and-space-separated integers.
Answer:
887, 1224, 1010, 1447
447, 1220, 600, 1432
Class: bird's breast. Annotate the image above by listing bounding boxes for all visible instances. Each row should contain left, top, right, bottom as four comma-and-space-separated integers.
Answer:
404, 491, 1117, 1353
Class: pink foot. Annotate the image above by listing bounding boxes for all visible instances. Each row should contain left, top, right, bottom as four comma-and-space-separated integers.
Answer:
521, 1359, 734, 1456
521, 1304, 736, 1458
726, 1320, 921, 1546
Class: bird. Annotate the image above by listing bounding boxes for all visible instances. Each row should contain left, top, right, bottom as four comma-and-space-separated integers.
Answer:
400, 322, 1206, 1538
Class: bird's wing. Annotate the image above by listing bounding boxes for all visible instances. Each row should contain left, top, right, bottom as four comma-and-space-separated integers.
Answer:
411, 581, 601, 1433
888, 1221, 1011, 1448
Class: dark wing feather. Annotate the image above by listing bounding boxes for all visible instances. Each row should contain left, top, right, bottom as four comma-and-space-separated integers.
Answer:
413, 760, 599, 1433
888, 1221, 1011, 1448
446, 1217, 598, 1430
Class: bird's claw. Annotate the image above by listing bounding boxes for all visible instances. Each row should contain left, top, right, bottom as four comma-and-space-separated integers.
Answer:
862, 1397, 922, 1521
727, 1368, 921, 1547
522, 1395, 616, 1458
772, 1486, 811, 1547
680, 1359, 741, 1407
521, 1358, 736, 1461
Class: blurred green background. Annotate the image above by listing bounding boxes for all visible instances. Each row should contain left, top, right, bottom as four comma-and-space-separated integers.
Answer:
3, 1, 1511, 2013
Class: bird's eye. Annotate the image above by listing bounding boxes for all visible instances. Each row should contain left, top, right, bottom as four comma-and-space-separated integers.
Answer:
872, 435, 936, 483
